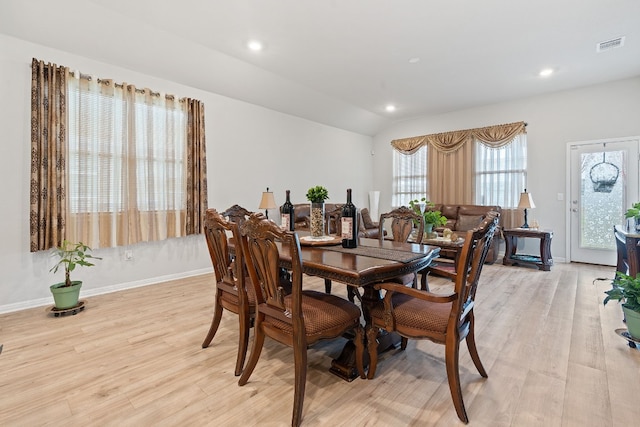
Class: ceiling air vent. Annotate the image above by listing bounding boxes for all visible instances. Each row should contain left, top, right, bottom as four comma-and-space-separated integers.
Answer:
597, 36, 625, 52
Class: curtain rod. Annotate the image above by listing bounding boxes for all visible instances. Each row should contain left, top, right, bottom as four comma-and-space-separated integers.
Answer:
31, 61, 182, 101
73, 72, 180, 100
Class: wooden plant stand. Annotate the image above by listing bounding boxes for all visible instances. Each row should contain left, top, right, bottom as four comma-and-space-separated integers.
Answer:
615, 328, 640, 349
50, 300, 85, 317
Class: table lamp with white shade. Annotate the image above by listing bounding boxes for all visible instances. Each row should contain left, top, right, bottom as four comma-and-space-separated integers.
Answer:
258, 187, 277, 220
518, 189, 536, 228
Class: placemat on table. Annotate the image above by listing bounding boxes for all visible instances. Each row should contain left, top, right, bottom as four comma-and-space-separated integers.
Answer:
321, 244, 425, 263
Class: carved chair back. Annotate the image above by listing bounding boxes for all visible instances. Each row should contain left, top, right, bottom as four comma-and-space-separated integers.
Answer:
204, 208, 242, 288
326, 204, 344, 236
379, 206, 424, 244
455, 211, 499, 316
222, 204, 253, 227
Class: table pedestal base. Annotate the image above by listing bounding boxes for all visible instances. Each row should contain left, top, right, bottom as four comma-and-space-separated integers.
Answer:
329, 330, 402, 381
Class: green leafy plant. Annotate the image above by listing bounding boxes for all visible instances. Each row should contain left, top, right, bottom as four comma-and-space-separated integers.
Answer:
408, 198, 447, 227
50, 240, 102, 287
604, 272, 640, 313
624, 202, 640, 219
306, 185, 329, 203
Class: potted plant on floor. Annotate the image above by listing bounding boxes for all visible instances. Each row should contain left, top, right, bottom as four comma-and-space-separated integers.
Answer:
604, 271, 640, 340
50, 240, 101, 310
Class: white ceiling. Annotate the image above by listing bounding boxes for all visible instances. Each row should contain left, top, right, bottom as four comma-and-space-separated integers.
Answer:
2, 0, 640, 135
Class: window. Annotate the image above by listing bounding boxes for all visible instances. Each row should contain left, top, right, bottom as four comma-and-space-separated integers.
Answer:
474, 134, 527, 208
66, 75, 187, 247
392, 146, 427, 207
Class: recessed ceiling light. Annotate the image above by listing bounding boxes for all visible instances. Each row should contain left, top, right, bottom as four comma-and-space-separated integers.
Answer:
408, 57, 420, 64
247, 40, 263, 51
385, 105, 396, 112
539, 68, 554, 77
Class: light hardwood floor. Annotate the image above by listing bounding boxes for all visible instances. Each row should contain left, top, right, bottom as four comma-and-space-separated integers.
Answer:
1, 262, 638, 426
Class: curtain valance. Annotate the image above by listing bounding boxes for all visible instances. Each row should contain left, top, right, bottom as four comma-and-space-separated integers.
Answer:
391, 121, 526, 154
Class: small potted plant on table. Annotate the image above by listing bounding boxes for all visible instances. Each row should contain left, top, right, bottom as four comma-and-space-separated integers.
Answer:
409, 198, 447, 237
604, 271, 640, 341
50, 240, 101, 313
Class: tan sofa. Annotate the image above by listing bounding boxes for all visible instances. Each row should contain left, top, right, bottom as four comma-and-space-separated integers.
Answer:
429, 203, 503, 264
292, 203, 380, 238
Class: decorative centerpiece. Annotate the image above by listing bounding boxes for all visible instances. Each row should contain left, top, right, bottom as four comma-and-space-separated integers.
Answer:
409, 198, 447, 237
306, 185, 329, 239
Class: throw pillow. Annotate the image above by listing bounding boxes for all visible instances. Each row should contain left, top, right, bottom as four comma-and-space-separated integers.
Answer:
360, 208, 377, 229
456, 214, 484, 231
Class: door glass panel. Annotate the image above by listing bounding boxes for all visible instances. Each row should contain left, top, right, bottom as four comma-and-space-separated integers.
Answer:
580, 150, 625, 250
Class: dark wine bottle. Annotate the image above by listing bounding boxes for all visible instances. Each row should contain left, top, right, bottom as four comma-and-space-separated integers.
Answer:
341, 188, 358, 248
280, 190, 295, 231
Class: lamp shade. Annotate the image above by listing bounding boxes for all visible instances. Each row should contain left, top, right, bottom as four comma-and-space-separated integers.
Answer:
518, 191, 536, 210
259, 189, 277, 210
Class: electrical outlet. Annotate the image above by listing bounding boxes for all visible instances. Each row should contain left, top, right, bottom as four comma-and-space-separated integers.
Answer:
125, 250, 133, 260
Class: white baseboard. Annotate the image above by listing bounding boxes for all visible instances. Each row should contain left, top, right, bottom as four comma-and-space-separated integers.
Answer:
0, 268, 213, 315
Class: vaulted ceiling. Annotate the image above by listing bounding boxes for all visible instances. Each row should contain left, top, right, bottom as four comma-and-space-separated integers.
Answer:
2, 0, 640, 135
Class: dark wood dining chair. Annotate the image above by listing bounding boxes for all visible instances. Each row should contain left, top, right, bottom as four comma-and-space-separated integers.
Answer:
237, 213, 364, 427
615, 225, 629, 276
201, 208, 255, 376
366, 211, 499, 423
378, 206, 425, 287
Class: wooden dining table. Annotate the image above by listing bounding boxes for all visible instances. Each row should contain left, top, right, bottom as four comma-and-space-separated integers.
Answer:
229, 232, 439, 380
272, 234, 441, 380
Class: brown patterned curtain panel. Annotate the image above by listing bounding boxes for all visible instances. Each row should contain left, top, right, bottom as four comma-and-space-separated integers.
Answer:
185, 98, 208, 235
30, 58, 68, 252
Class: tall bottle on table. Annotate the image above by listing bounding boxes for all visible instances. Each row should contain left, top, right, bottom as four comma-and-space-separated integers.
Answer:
280, 190, 295, 231
341, 188, 358, 248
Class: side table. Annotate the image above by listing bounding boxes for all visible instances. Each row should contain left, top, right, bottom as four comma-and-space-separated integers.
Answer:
503, 228, 553, 271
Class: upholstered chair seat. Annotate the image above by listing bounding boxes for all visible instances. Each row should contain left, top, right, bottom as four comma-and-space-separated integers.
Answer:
265, 290, 362, 336
369, 292, 452, 335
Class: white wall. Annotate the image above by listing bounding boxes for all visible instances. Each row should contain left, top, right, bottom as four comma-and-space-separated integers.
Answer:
0, 34, 373, 312
3, 30, 639, 312
372, 76, 640, 262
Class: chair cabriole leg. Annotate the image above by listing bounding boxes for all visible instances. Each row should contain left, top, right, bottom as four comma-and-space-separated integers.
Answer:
238, 320, 265, 386
201, 291, 224, 348
366, 326, 379, 379
445, 340, 468, 423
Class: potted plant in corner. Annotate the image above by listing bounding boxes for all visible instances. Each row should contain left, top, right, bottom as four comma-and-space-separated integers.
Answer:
604, 271, 640, 340
50, 240, 101, 311
306, 185, 329, 238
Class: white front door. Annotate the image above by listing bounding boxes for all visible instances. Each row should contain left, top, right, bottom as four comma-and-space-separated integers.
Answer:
568, 137, 639, 265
